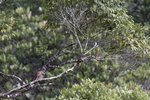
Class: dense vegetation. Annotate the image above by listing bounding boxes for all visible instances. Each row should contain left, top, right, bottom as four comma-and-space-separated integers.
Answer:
0, 0, 149, 99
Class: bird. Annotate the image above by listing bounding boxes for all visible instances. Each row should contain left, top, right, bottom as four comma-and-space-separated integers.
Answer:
35, 67, 46, 80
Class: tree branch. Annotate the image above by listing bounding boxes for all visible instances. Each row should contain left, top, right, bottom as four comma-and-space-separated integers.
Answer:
0, 72, 25, 85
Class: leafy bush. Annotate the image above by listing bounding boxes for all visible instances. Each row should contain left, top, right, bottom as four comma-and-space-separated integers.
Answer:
126, 0, 150, 24
0, 0, 150, 99
58, 79, 150, 100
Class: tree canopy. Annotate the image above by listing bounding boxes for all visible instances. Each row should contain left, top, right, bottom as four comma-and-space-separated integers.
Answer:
0, 0, 150, 99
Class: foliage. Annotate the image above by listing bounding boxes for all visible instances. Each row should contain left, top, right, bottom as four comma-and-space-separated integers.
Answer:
125, 0, 150, 24
58, 79, 150, 100
0, 0, 150, 99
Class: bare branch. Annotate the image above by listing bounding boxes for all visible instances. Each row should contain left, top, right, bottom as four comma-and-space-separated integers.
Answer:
0, 72, 25, 85
84, 37, 89, 50
58, 7, 89, 53
84, 42, 98, 55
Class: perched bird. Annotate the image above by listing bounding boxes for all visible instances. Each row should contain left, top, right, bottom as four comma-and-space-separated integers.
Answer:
36, 67, 46, 80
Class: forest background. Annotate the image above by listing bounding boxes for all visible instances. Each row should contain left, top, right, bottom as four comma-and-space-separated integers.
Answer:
0, 0, 150, 99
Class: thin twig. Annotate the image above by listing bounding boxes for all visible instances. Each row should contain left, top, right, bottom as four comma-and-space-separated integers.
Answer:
84, 37, 89, 50
84, 42, 98, 55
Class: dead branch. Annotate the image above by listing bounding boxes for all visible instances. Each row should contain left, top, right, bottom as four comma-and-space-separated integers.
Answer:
0, 72, 25, 85
58, 7, 89, 53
